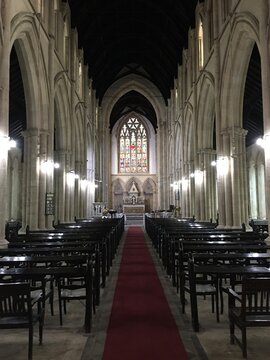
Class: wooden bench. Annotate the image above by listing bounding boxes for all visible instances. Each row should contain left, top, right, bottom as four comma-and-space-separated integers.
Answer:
229, 277, 270, 358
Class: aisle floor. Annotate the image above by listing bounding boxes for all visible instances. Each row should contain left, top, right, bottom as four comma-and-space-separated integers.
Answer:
1, 227, 270, 360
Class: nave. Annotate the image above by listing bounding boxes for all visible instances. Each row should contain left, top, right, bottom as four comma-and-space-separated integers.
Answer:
1, 224, 270, 360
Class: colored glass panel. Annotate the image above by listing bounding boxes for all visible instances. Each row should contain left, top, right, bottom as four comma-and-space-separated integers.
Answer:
119, 116, 148, 173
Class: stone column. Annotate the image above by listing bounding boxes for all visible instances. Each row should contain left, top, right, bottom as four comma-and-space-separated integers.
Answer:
0, 0, 11, 242
259, 1, 270, 233
248, 161, 257, 219
55, 151, 66, 223
198, 152, 206, 220
22, 129, 40, 230
240, 129, 249, 227
159, 121, 169, 210
46, 0, 56, 229
222, 132, 233, 227
74, 160, 82, 217
231, 130, 241, 228
38, 132, 48, 229
203, 150, 217, 221
257, 162, 266, 219
65, 151, 73, 221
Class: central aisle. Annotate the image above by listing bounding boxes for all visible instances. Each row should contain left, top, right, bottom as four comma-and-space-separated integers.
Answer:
102, 226, 188, 360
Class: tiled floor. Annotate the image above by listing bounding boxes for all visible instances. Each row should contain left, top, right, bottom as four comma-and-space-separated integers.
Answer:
1, 227, 270, 360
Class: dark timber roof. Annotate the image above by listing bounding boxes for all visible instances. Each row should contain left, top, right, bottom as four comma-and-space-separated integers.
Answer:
66, 0, 199, 105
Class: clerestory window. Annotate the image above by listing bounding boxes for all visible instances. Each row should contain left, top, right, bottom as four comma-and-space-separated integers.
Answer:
119, 117, 148, 173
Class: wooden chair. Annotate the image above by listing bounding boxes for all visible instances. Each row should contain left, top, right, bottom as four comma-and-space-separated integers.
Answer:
0, 282, 44, 360
186, 256, 219, 326
228, 277, 270, 358
57, 262, 93, 326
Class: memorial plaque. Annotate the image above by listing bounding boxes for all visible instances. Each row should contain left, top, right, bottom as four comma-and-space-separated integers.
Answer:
45, 192, 55, 215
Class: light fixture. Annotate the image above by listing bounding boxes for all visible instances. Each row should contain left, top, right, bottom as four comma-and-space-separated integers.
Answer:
9, 139, 17, 149
181, 178, 189, 191
194, 169, 204, 185
41, 160, 60, 174
216, 156, 229, 176
211, 160, 217, 166
256, 137, 265, 149
0, 134, 17, 151
66, 170, 79, 186
80, 178, 88, 191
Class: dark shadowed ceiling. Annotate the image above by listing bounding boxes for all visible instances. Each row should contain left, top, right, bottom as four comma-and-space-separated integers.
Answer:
66, 0, 199, 105
8, 1, 263, 148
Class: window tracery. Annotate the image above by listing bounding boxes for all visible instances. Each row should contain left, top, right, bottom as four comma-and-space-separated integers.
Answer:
119, 117, 148, 173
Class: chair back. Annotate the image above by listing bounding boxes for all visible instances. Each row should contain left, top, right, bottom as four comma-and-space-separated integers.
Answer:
0, 282, 32, 320
241, 277, 270, 320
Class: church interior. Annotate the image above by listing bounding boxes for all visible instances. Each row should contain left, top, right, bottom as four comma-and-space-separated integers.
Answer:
1, 0, 270, 359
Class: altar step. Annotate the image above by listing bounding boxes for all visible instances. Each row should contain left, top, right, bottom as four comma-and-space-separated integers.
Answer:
125, 213, 144, 225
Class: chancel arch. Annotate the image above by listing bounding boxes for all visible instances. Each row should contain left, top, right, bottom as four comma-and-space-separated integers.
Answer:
111, 110, 157, 214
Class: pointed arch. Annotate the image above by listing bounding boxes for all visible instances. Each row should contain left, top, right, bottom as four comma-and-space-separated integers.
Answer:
197, 72, 215, 149
10, 13, 50, 130
54, 76, 71, 151
220, 13, 260, 129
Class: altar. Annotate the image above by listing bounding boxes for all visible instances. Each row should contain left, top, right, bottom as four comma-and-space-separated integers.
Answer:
123, 204, 145, 213
122, 181, 145, 213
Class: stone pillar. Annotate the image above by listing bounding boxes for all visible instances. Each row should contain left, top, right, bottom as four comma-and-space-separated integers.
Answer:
159, 121, 169, 210
218, 128, 249, 228
248, 161, 257, 219
240, 129, 249, 227
198, 152, 206, 220
38, 132, 48, 229
74, 160, 82, 217
22, 129, 40, 230
203, 150, 217, 221
55, 151, 66, 223
231, 132, 241, 228
46, 0, 56, 229
230, 128, 249, 227
257, 162, 266, 219
222, 132, 233, 227
0, 0, 11, 242
188, 162, 195, 217
259, 1, 270, 233
65, 151, 73, 221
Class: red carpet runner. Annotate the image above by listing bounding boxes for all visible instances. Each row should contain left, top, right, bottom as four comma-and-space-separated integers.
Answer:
102, 226, 188, 360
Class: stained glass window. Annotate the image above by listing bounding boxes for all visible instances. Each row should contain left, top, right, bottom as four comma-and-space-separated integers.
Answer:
119, 117, 148, 173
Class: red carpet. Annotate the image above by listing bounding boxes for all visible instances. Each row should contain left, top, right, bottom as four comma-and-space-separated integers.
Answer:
102, 227, 189, 360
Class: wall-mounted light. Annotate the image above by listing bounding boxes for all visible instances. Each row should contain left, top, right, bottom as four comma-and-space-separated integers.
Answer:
66, 170, 79, 186
181, 178, 189, 191
0, 134, 17, 151
190, 173, 195, 178
256, 137, 265, 149
80, 178, 88, 191
194, 169, 204, 185
170, 181, 179, 191
41, 160, 60, 174
216, 156, 229, 176
211, 160, 217, 166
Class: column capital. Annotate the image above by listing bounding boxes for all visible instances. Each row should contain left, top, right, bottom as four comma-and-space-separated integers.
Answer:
22, 128, 39, 138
